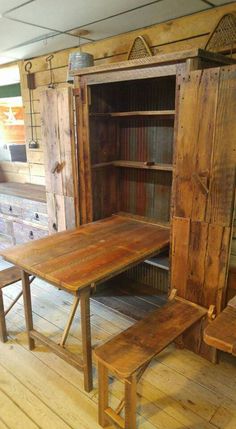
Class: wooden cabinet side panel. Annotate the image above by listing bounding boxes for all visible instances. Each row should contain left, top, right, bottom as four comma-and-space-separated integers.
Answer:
173, 68, 220, 222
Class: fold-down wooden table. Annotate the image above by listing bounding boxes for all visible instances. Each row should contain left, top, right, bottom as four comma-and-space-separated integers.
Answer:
1, 214, 169, 392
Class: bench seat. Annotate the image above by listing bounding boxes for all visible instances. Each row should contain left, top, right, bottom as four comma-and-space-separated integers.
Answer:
94, 295, 208, 429
204, 296, 236, 355
95, 297, 207, 378
0, 266, 21, 289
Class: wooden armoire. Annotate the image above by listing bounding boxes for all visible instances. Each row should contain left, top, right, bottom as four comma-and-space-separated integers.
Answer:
72, 49, 236, 360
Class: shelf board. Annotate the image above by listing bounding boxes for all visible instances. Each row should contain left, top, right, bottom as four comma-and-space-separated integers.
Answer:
111, 110, 175, 117
113, 160, 173, 171
90, 110, 175, 118
92, 160, 173, 171
145, 255, 170, 271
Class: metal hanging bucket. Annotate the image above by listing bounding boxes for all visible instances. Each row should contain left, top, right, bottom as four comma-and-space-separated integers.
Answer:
67, 51, 94, 82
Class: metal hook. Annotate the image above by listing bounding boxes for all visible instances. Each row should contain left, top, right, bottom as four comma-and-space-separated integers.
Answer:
25, 61, 32, 73
46, 54, 55, 88
46, 54, 54, 63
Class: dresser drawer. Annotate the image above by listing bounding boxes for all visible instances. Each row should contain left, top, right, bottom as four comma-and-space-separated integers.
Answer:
0, 202, 22, 217
22, 208, 48, 227
13, 222, 48, 244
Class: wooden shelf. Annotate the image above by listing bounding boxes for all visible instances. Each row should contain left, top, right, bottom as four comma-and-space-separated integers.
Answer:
145, 254, 170, 271
90, 110, 175, 118
92, 161, 173, 171
113, 160, 173, 171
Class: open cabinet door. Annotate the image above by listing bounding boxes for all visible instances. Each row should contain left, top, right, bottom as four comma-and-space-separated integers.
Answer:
40, 87, 79, 233
171, 64, 236, 360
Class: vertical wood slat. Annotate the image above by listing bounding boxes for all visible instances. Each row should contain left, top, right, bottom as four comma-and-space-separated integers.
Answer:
174, 68, 220, 221
171, 65, 236, 359
206, 66, 236, 226
40, 87, 78, 232
75, 79, 93, 224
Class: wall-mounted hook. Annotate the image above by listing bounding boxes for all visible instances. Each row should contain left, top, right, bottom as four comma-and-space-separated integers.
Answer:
46, 54, 55, 88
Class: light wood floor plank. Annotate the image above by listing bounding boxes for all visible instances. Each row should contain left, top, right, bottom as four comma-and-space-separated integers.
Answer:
0, 363, 73, 429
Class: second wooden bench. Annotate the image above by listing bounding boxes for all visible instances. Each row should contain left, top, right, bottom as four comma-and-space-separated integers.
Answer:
94, 292, 209, 429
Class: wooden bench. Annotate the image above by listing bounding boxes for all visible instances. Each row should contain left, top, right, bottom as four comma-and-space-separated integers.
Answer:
0, 266, 24, 342
94, 292, 208, 429
204, 296, 236, 356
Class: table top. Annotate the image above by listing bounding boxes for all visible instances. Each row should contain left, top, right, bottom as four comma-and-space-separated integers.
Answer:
1, 215, 169, 293
204, 296, 236, 356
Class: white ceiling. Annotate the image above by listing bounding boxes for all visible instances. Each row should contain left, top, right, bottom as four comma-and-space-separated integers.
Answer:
0, 0, 235, 64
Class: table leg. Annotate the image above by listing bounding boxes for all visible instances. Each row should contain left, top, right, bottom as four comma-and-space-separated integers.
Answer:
80, 287, 93, 392
21, 270, 35, 350
0, 289, 7, 342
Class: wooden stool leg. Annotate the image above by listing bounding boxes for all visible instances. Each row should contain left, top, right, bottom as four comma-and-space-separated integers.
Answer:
80, 287, 93, 392
98, 361, 109, 427
124, 375, 137, 429
0, 289, 7, 342
21, 270, 35, 350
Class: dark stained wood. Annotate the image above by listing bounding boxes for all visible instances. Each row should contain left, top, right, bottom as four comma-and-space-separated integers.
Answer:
204, 296, 236, 355
95, 298, 207, 378
1, 216, 169, 293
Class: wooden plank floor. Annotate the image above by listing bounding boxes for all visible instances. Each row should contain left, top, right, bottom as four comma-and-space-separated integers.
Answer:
0, 259, 236, 429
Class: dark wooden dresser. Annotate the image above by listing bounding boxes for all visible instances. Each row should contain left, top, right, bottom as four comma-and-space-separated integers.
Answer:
0, 182, 48, 250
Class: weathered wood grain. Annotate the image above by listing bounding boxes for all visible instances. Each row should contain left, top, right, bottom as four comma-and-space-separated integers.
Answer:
1, 216, 169, 293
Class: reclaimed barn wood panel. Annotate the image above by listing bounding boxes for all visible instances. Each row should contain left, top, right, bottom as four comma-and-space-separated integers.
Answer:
171, 65, 236, 360
173, 68, 219, 221
206, 66, 236, 226
40, 88, 78, 232
119, 169, 172, 222
92, 166, 118, 221
119, 118, 174, 164
172, 218, 230, 310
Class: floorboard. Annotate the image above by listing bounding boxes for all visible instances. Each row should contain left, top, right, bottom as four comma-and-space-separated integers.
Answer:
0, 259, 236, 429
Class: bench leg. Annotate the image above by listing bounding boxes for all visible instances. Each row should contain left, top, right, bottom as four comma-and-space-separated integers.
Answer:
125, 375, 137, 429
98, 361, 109, 427
0, 289, 7, 342
80, 287, 93, 392
21, 270, 35, 350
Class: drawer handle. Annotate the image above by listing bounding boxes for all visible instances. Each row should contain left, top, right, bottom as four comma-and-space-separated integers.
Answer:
35, 213, 39, 221
29, 231, 34, 239
9, 206, 12, 212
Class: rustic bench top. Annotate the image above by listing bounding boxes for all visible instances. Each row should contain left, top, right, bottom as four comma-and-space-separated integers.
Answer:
204, 296, 236, 356
0, 266, 21, 289
95, 297, 207, 378
1, 215, 169, 293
